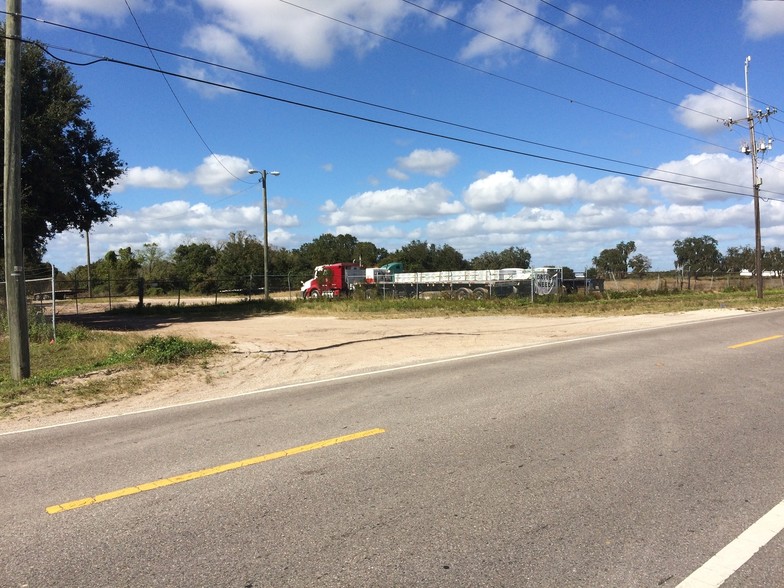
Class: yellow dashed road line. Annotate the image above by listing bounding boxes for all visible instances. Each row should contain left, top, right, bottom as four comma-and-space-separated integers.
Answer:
47, 427, 385, 514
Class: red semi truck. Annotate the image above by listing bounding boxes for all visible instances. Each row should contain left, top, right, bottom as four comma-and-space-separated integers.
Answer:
300, 262, 374, 299
300, 262, 536, 299
300, 262, 604, 299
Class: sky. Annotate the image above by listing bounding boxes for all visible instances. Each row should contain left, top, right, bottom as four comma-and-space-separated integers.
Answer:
13, 0, 784, 272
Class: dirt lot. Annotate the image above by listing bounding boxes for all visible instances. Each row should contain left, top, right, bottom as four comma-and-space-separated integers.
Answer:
1, 307, 749, 434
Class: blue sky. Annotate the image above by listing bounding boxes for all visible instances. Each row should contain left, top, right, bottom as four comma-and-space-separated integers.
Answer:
18, 0, 784, 272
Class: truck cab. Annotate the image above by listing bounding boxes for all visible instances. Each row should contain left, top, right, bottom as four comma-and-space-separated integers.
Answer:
301, 262, 364, 299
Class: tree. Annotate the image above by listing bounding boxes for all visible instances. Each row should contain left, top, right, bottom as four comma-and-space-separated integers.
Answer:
765, 247, 784, 284
471, 246, 531, 269
673, 235, 721, 287
387, 240, 467, 271
296, 233, 360, 269
137, 242, 166, 282
0, 31, 125, 261
96, 246, 141, 294
432, 243, 468, 270
172, 242, 219, 293
390, 240, 432, 271
628, 254, 652, 278
215, 231, 265, 292
724, 245, 755, 274
593, 241, 636, 279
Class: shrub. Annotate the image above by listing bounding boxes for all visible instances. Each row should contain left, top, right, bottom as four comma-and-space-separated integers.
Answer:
133, 336, 217, 364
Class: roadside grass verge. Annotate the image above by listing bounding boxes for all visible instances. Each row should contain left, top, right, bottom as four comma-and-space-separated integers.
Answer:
92, 286, 784, 320
292, 287, 784, 317
0, 314, 217, 418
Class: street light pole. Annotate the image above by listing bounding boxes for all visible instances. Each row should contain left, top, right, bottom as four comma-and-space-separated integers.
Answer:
248, 168, 280, 300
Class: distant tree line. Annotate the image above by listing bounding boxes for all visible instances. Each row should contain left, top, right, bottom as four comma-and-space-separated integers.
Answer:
592, 236, 784, 286
50, 231, 782, 296
58, 232, 533, 295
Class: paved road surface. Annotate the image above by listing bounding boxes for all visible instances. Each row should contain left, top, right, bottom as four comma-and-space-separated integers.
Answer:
2, 310, 783, 587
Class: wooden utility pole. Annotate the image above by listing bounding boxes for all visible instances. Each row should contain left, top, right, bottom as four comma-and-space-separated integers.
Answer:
3, 0, 30, 379
726, 56, 776, 300
85, 228, 93, 297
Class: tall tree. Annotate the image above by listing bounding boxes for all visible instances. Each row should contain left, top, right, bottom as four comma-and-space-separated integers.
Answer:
724, 245, 755, 274
673, 235, 721, 286
215, 231, 264, 292
296, 233, 359, 269
628, 253, 652, 277
0, 32, 124, 261
592, 241, 636, 279
471, 246, 531, 269
172, 242, 219, 293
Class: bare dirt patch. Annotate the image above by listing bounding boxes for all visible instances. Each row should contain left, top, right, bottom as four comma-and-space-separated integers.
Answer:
0, 308, 748, 434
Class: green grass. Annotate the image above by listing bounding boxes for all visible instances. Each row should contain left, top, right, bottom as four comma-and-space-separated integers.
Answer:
291, 287, 784, 317
0, 313, 217, 417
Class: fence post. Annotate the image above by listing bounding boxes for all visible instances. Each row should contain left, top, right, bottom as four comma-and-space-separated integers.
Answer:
137, 277, 145, 308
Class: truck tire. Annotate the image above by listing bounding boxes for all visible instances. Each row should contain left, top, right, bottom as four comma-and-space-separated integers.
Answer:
456, 287, 473, 300
473, 287, 489, 299
306, 289, 321, 299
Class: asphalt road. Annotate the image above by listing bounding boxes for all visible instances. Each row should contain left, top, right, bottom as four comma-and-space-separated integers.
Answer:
2, 310, 784, 587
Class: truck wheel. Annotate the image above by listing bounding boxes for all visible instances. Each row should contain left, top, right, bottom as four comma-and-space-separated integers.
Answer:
473, 287, 489, 299
307, 289, 321, 299
456, 287, 473, 300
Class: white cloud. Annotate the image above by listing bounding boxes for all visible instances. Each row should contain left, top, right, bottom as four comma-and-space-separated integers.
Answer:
643, 153, 756, 204
387, 168, 410, 181
118, 166, 190, 191
464, 170, 647, 212
116, 155, 253, 196
193, 154, 252, 194
184, 24, 254, 69
320, 182, 464, 225
395, 148, 460, 177
192, 0, 414, 68
38, 0, 151, 22
44, 198, 300, 271
675, 84, 747, 134
459, 0, 557, 64
741, 0, 784, 39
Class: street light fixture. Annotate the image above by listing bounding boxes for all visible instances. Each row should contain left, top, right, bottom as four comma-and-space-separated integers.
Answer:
248, 168, 280, 300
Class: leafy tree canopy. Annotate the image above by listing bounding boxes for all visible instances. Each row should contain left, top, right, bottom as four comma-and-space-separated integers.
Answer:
628, 253, 652, 277
0, 31, 124, 261
384, 240, 468, 272
673, 235, 721, 279
592, 241, 636, 278
470, 246, 531, 270
295, 233, 361, 269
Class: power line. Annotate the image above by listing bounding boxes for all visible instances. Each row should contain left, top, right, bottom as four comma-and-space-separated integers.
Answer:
31, 39, 784, 205
122, 1, 251, 184
15, 8, 739, 160
8, 15, 755, 193
398, 0, 732, 123
275, 1, 784, 185
495, 0, 751, 113
535, 0, 781, 115
11, 10, 784, 202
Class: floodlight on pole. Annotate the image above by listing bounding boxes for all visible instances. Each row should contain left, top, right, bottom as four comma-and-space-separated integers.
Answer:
248, 168, 280, 300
